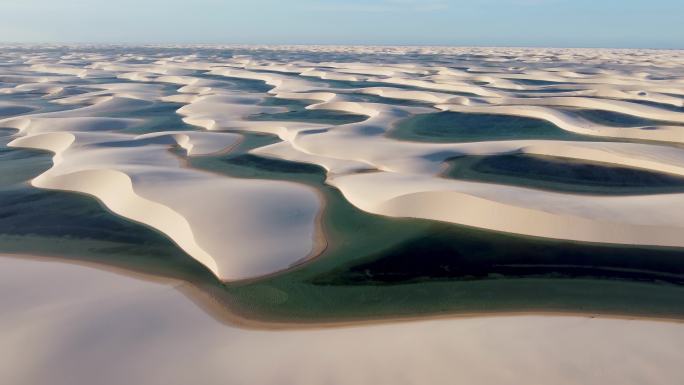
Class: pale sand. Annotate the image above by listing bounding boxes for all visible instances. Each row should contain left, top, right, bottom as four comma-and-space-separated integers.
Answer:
1, 255, 682, 385
3, 95, 322, 282
4, 46, 684, 282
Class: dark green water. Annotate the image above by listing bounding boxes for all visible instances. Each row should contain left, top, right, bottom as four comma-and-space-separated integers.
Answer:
90, 101, 194, 134
187, 130, 684, 323
2, 69, 684, 325
197, 73, 275, 93
0, 132, 214, 281
389, 111, 598, 142
444, 154, 684, 195
249, 108, 367, 126
4, 129, 682, 324
566, 108, 684, 127
0, 105, 35, 119
511, 79, 571, 87
339, 92, 435, 107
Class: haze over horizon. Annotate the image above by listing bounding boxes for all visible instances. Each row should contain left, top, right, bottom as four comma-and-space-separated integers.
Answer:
1, 0, 682, 49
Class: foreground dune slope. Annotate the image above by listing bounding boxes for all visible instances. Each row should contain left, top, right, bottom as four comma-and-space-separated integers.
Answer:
1, 256, 682, 385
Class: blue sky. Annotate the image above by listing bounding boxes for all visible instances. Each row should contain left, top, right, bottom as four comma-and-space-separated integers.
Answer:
1, 0, 682, 48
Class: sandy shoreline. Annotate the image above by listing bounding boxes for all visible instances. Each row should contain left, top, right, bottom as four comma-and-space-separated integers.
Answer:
1, 253, 682, 385
2, 253, 681, 331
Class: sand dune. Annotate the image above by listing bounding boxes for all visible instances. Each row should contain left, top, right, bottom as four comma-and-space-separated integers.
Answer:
3, 45, 684, 281
2, 256, 682, 385
3, 90, 322, 281
195, 50, 684, 249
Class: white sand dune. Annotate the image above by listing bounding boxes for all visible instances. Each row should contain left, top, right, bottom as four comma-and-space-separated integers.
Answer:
330, 171, 684, 247
1, 256, 682, 385
30, 63, 89, 77
3, 45, 684, 280
3, 87, 322, 281
190, 65, 684, 248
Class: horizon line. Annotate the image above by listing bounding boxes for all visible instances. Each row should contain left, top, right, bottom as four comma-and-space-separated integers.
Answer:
1, 42, 682, 51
